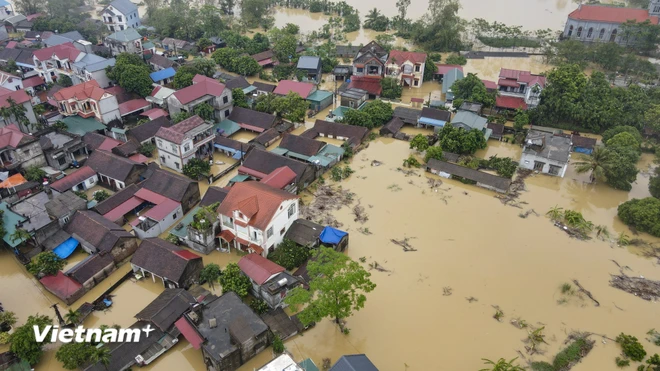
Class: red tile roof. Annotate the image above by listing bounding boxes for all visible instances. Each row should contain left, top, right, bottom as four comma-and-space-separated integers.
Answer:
237, 253, 285, 285
155, 115, 206, 144
53, 80, 107, 101
568, 5, 658, 24
173, 249, 201, 260
217, 181, 298, 230
140, 107, 168, 120
496, 96, 528, 110
172, 74, 225, 104
387, 50, 427, 66
22, 75, 45, 88
261, 166, 296, 190
481, 79, 497, 90
50, 166, 97, 193
33, 42, 81, 61
175, 317, 203, 349
273, 80, 315, 99
5, 41, 16, 49
435, 64, 464, 75
498, 78, 520, 88
0, 87, 30, 107
97, 136, 122, 151
499, 68, 546, 87
40, 271, 82, 299
347, 76, 382, 96
128, 153, 149, 163
118, 98, 150, 116
0, 124, 34, 149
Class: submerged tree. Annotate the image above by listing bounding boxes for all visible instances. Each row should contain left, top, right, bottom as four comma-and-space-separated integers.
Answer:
572, 146, 611, 184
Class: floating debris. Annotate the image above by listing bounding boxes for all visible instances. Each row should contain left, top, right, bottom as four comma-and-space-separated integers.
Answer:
387, 184, 402, 192
443, 287, 453, 296
358, 227, 372, 235
518, 209, 539, 218
497, 169, 533, 208
390, 237, 418, 252
572, 280, 600, 307
465, 296, 478, 303
368, 261, 391, 273
300, 185, 354, 228
371, 160, 383, 167
352, 199, 369, 223
610, 274, 660, 301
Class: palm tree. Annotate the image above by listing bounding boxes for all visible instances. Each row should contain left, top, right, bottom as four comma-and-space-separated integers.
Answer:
480, 357, 525, 371
573, 146, 611, 183
64, 309, 80, 325
10, 228, 31, 247
546, 205, 564, 221
90, 347, 111, 370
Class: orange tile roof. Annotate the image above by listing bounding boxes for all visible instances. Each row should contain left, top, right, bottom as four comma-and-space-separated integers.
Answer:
217, 181, 298, 230
53, 80, 108, 101
568, 5, 658, 24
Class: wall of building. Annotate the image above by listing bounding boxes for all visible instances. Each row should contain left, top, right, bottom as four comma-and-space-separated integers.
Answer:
181, 183, 201, 213
98, 95, 121, 124
519, 152, 568, 177
17, 141, 46, 170
562, 19, 623, 44
71, 174, 99, 192
109, 236, 139, 262
157, 138, 183, 172
262, 199, 299, 256
134, 204, 183, 239
186, 221, 219, 254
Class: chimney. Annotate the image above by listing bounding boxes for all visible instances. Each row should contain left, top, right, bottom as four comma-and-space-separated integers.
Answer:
209, 318, 217, 328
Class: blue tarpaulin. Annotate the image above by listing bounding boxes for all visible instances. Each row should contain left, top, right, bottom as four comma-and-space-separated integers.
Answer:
53, 237, 79, 259
319, 226, 347, 245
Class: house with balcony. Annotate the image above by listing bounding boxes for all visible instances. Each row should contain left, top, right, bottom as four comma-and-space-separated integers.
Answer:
385, 50, 427, 88
495, 68, 546, 110
53, 80, 121, 124
38, 128, 87, 170
217, 181, 299, 257
167, 75, 232, 122
0, 124, 45, 172
32, 42, 84, 84
154, 115, 214, 173
71, 54, 116, 88
237, 253, 302, 309
104, 28, 143, 56
102, 0, 140, 32
352, 41, 388, 78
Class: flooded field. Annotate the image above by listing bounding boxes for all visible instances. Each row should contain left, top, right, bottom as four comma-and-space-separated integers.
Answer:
465, 55, 553, 81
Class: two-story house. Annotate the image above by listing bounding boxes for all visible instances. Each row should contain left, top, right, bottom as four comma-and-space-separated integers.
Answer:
0, 124, 46, 172
352, 41, 388, 77
217, 181, 299, 257
0, 71, 22, 91
38, 128, 87, 170
237, 253, 302, 309
0, 87, 38, 132
104, 28, 143, 56
385, 50, 427, 88
495, 68, 546, 110
32, 42, 83, 84
71, 54, 116, 88
167, 75, 233, 121
102, 0, 141, 32
53, 80, 121, 124
154, 115, 214, 172
519, 130, 572, 178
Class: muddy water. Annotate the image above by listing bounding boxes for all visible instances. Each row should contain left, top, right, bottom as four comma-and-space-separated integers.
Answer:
465, 55, 553, 81
230, 130, 258, 143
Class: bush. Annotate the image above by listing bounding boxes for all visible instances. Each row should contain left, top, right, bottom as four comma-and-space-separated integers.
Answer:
139, 142, 156, 157
410, 134, 429, 151
602, 126, 642, 144
27, 252, 65, 276
272, 335, 284, 354
268, 239, 310, 270
477, 36, 541, 48
24, 166, 46, 182
93, 190, 110, 202
617, 198, 660, 237
445, 54, 467, 65
165, 234, 179, 244
616, 333, 647, 362
553, 337, 593, 370
615, 357, 630, 368
530, 361, 554, 371
485, 156, 518, 178
381, 77, 402, 99
73, 190, 88, 201
424, 146, 443, 162
183, 158, 211, 180
249, 299, 270, 315
403, 155, 421, 168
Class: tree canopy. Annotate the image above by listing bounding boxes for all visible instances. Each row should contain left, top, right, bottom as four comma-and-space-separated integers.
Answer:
27, 251, 65, 276
363, 8, 389, 32
410, 0, 464, 51
107, 54, 152, 97
199, 263, 222, 290
451, 73, 496, 108
218, 262, 251, 297
268, 239, 311, 270
10, 315, 53, 365
285, 247, 376, 326
618, 198, 660, 237
272, 92, 308, 123
232, 88, 249, 109
436, 125, 487, 154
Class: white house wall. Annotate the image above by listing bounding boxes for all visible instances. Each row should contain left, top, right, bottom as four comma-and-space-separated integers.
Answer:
134, 204, 183, 239
98, 96, 120, 124
519, 152, 568, 178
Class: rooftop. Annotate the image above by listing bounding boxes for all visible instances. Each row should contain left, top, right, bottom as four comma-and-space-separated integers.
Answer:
131, 240, 201, 290
106, 0, 138, 15
568, 4, 658, 24
33, 42, 81, 61
297, 55, 321, 70
49, 166, 97, 193
217, 181, 298, 230
65, 210, 134, 253
273, 80, 315, 99
53, 80, 108, 101
523, 130, 573, 163
238, 253, 286, 285
330, 354, 379, 371
172, 74, 225, 105
387, 50, 427, 66
105, 28, 141, 42
45, 190, 87, 218
155, 115, 208, 144
150, 67, 176, 82
85, 150, 144, 182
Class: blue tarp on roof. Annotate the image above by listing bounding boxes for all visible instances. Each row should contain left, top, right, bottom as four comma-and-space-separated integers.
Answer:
53, 237, 79, 259
319, 226, 347, 245
150, 67, 176, 82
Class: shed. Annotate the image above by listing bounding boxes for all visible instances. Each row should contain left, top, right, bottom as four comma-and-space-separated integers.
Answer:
419, 107, 451, 128
319, 226, 348, 251
571, 135, 597, 154
284, 219, 323, 247
426, 158, 511, 193
149, 67, 176, 84
306, 90, 333, 111
441, 68, 464, 101
392, 107, 421, 125
380, 117, 405, 136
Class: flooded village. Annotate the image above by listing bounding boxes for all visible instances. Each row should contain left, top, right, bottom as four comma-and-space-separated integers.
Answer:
0, 0, 660, 370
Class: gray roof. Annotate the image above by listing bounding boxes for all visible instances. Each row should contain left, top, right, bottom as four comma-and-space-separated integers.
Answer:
330, 355, 379, 371
196, 292, 269, 362
284, 219, 322, 247
252, 81, 276, 93
442, 68, 464, 94
339, 88, 368, 100
106, 28, 141, 42
451, 111, 487, 131
86, 57, 116, 72
106, 0, 138, 15
393, 107, 421, 125
73, 53, 106, 69
45, 191, 87, 218
44, 31, 84, 47
10, 192, 52, 233
426, 158, 512, 192
297, 56, 321, 70
134, 288, 195, 331
4, 14, 26, 25
0, 26, 8, 42
523, 130, 572, 163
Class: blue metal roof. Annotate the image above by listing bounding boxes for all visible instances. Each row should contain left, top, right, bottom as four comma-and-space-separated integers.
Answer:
150, 67, 176, 82
418, 117, 447, 127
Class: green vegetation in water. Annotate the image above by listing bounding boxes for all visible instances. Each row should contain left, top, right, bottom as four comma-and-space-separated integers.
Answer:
616, 333, 647, 362
561, 283, 574, 295
647, 329, 660, 346
268, 239, 311, 270
552, 335, 595, 370
477, 35, 541, 48
330, 166, 354, 181
546, 206, 594, 239
618, 198, 660, 237
402, 155, 421, 168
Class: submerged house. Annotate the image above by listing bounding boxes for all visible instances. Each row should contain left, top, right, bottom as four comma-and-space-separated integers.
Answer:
273, 133, 343, 168
495, 68, 545, 110
571, 135, 597, 154
418, 107, 451, 129
155, 115, 215, 173
448, 111, 491, 140
330, 354, 379, 371
352, 41, 388, 78
48, 166, 98, 195
65, 210, 138, 262
296, 56, 322, 83
301, 119, 368, 149
131, 238, 203, 289
426, 158, 512, 193
85, 149, 147, 191
238, 253, 302, 309
519, 130, 572, 177
141, 167, 200, 213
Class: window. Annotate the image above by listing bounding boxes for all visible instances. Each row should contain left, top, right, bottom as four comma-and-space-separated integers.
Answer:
587, 27, 593, 38
119, 25, 124, 30
287, 203, 296, 218
548, 165, 561, 175
57, 156, 67, 166
568, 25, 573, 37
223, 96, 228, 104
157, 139, 163, 147
599, 28, 605, 39
349, 101, 355, 108
224, 109, 230, 117
118, 16, 122, 22
280, 227, 285, 236
533, 161, 545, 171
173, 213, 177, 220
414, 65, 420, 72
62, 215, 70, 223
222, 215, 233, 228
184, 143, 191, 152
576, 27, 582, 37
610, 29, 618, 42
175, 162, 180, 169
357, 67, 363, 73
654, 5, 660, 12
267, 227, 273, 238
170, 144, 177, 152
14, 85, 20, 91
413, 80, 419, 86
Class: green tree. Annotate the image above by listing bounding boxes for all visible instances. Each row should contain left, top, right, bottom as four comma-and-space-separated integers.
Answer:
52, 121, 68, 131
381, 77, 403, 99
361, 100, 393, 127
172, 112, 192, 124
173, 65, 200, 89
606, 132, 640, 152
618, 197, 660, 237
10, 228, 31, 248
424, 146, 443, 162
616, 333, 646, 361
254, 93, 277, 114
10, 314, 53, 365
593, 42, 624, 71
193, 102, 215, 121
14, 0, 45, 15
423, 56, 436, 82
450, 73, 495, 107
436, 125, 487, 154
572, 146, 611, 183
513, 110, 529, 131
199, 263, 222, 290
56, 343, 95, 370
197, 37, 212, 50
650, 168, 660, 199
27, 251, 65, 276
645, 104, 660, 133
272, 92, 308, 123
343, 13, 361, 33
272, 33, 298, 63
533, 63, 588, 127
602, 126, 642, 144
63, 309, 80, 325
272, 335, 285, 353
93, 190, 110, 202
218, 262, 251, 297
445, 53, 467, 65
232, 55, 262, 76
89, 347, 111, 370
0, 98, 31, 131
363, 8, 389, 31
182, 158, 211, 179
285, 247, 376, 327
232, 88, 249, 109
73, 191, 88, 201
119, 65, 153, 97
374, 34, 395, 52
240, 0, 272, 28
212, 47, 240, 68
57, 74, 72, 87
395, 0, 411, 28
106, 53, 147, 82
139, 142, 156, 157
249, 299, 270, 314
267, 239, 310, 270
621, 19, 660, 55
603, 148, 639, 191
24, 166, 46, 182
411, 0, 464, 51
341, 109, 374, 129
192, 58, 217, 77
410, 134, 429, 151
282, 23, 299, 35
